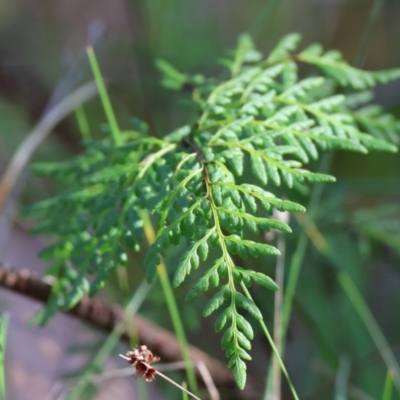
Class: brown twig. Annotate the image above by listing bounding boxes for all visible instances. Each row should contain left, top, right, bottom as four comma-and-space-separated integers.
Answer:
0, 263, 261, 397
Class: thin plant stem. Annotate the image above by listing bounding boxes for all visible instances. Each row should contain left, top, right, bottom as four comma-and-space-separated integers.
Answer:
86, 46, 122, 146
74, 106, 91, 140
297, 215, 400, 397
67, 324, 124, 399
0, 314, 9, 400
281, 232, 308, 343
338, 272, 400, 396
281, 154, 332, 345
263, 155, 332, 400
62, 280, 150, 400
296, 211, 400, 397
249, 0, 282, 40
119, 354, 201, 400
334, 355, 351, 400
353, 0, 386, 68
141, 211, 199, 394
240, 283, 299, 400
269, 232, 286, 400
155, 372, 200, 400
382, 370, 394, 400
182, 381, 189, 400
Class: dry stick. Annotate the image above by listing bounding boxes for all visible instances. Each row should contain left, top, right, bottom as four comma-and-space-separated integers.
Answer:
0, 81, 98, 214
119, 354, 201, 400
0, 264, 259, 396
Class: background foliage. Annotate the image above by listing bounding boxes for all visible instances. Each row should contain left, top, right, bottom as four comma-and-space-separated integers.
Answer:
1, 1, 400, 400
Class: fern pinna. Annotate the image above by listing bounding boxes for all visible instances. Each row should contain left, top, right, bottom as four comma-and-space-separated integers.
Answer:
26, 33, 400, 388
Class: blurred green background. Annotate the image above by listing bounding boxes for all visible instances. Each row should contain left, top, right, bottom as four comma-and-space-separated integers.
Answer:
1, 1, 400, 399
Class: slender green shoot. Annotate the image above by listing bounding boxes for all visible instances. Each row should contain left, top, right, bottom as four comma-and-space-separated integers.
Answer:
68, 280, 151, 399
282, 154, 332, 346
334, 355, 351, 400
68, 324, 122, 399
74, 106, 91, 140
182, 381, 189, 400
382, 370, 394, 400
86, 46, 122, 146
264, 232, 287, 400
250, 0, 282, 39
354, 0, 386, 67
241, 283, 299, 400
338, 272, 400, 396
281, 233, 308, 343
0, 314, 9, 400
141, 211, 199, 394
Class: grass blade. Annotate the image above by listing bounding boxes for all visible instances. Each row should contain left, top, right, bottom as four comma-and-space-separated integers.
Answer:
338, 272, 400, 396
87, 46, 122, 146
141, 211, 199, 394
382, 370, 394, 400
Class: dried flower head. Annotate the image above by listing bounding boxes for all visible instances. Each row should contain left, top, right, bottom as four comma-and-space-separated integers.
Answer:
124, 345, 160, 382
119, 347, 201, 400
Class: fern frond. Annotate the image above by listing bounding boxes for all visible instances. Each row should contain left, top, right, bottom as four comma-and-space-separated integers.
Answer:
27, 33, 400, 388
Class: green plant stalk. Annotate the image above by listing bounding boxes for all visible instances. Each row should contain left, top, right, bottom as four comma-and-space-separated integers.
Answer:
182, 382, 189, 400
141, 211, 199, 394
353, 0, 386, 68
382, 370, 394, 400
0, 314, 9, 400
125, 277, 153, 400
281, 232, 308, 346
250, 0, 282, 39
68, 323, 123, 399
263, 156, 332, 399
240, 283, 299, 400
296, 213, 400, 398
136, 379, 149, 400
74, 106, 91, 140
338, 272, 400, 396
334, 354, 351, 400
68, 280, 151, 399
281, 154, 332, 344
265, 232, 286, 400
86, 46, 122, 146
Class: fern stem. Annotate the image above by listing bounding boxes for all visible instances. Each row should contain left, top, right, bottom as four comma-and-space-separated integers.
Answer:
86, 46, 122, 146
240, 283, 299, 400
141, 211, 199, 394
